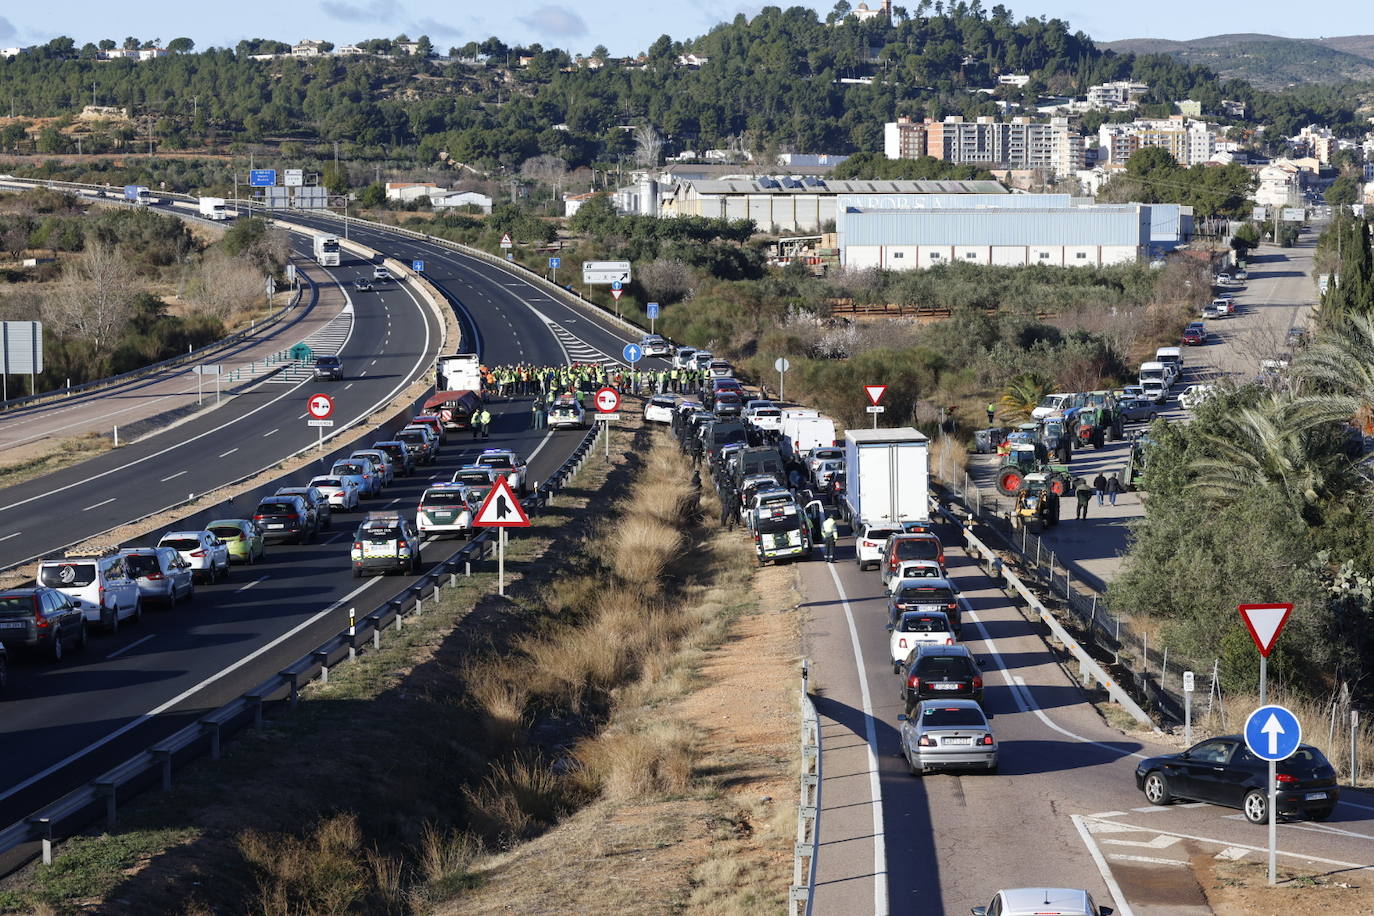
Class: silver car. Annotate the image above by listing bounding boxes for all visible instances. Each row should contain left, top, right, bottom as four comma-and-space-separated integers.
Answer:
899, 699, 998, 776
118, 547, 195, 607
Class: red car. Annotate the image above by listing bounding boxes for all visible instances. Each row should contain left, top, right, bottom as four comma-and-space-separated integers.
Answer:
1182, 327, 1205, 346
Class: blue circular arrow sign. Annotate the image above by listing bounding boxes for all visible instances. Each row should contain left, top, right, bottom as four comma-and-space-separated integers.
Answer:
1244, 704, 1301, 761
622, 343, 642, 364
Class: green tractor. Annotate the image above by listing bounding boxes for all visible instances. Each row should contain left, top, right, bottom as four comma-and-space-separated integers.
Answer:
996, 438, 1072, 497
1074, 405, 1123, 449
1011, 472, 1061, 533
1123, 431, 1152, 490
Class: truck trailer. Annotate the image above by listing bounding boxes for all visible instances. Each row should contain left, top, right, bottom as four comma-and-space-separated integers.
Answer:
841, 427, 930, 528
313, 235, 341, 267
123, 185, 154, 206
437, 354, 482, 394
198, 196, 229, 220
779, 409, 836, 462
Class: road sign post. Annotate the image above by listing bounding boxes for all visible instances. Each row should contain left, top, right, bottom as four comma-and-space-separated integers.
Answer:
1183, 670, 1195, 745
646, 302, 659, 335
1244, 704, 1302, 886
473, 477, 531, 597
865, 385, 888, 429
307, 393, 335, 452
774, 356, 790, 401
595, 387, 621, 460
549, 256, 561, 286
1239, 603, 1293, 705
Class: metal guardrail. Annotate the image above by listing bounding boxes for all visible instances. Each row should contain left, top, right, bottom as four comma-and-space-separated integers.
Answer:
789, 660, 820, 916
934, 470, 1171, 726
0, 419, 606, 876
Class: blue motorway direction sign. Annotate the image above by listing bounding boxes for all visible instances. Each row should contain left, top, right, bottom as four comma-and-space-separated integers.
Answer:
622, 343, 642, 364
1244, 705, 1302, 761
248, 169, 277, 187
412, 259, 425, 272
549, 257, 561, 269
646, 302, 660, 320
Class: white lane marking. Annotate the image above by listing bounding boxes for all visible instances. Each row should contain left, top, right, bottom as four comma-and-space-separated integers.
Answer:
1090, 811, 1129, 818
370, 359, 377, 366
359, 371, 367, 377
1108, 854, 1187, 867
0, 573, 387, 806
105, 634, 155, 660
1216, 846, 1249, 860
1012, 673, 1149, 760
298, 413, 308, 419
824, 561, 888, 916
344, 383, 354, 390
1102, 835, 1180, 849
160, 471, 187, 482
219, 448, 238, 458
1339, 799, 1374, 813
83, 497, 116, 511
263, 428, 278, 437
1085, 815, 1374, 870
0, 532, 21, 542
1071, 815, 1137, 916
525, 429, 558, 464
236, 576, 268, 593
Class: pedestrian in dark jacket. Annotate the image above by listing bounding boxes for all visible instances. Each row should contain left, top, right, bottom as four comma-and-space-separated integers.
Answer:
1105, 474, 1123, 506
1075, 485, 1092, 520
1092, 472, 1108, 506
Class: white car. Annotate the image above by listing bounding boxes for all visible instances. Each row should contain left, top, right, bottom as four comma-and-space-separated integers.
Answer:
855, 522, 903, 571
416, 484, 483, 538
310, 475, 361, 511
639, 335, 672, 357
1178, 384, 1215, 410
813, 459, 845, 489
744, 401, 783, 431
37, 552, 142, 632
643, 395, 677, 424
672, 347, 698, 369
372, 265, 391, 281
1141, 379, 1168, 404
475, 448, 528, 495
806, 446, 845, 478
158, 530, 231, 584
888, 610, 956, 671
745, 489, 797, 530
1032, 393, 1078, 420
886, 564, 946, 595
331, 459, 378, 498
547, 397, 588, 429
707, 359, 734, 379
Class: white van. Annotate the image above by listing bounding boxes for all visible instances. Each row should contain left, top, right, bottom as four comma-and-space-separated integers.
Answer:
37, 550, 142, 632
1139, 361, 1169, 388
1155, 347, 1183, 382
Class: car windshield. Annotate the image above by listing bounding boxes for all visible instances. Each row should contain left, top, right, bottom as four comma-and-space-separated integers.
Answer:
123, 554, 164, 576
423, 491, 467, 506
40, 563, 96, 587
756, 515, 801, 535
480, 455, 513, 469
901, 566, 939, 578
160, 537, 201, 550
0, 594, 35, 617
920, 707, 986, 727
454, 471, 489, 484
256, 502, 295, 516
361, 526, 401, 541
334, 463, 365, 476
895, 539, 940, 560
397, 432, 425, 442
208, 526, 244, 540
898, 586, 955, 603
916, 656, 974, 678
316, 357, 339, 367
900, 614, 948, 632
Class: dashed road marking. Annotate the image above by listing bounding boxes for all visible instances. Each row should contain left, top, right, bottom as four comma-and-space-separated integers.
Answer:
83, 497, 116, 511
218, 447, 238, 458
105, 634, 155, 660
160, 470, 187, 482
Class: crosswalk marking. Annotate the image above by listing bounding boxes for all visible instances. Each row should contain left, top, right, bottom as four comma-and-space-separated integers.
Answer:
544, 317, 621, 367
265, 305, 355, 385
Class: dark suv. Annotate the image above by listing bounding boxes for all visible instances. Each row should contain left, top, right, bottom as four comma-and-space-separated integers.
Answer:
252, 495, 319, 543
275, 486, 332, 531
313, 355, 344, 380
888, 578, 962, 632
372, 441, 416, 477
899, 645, 983, 714
0, 587, 88, 661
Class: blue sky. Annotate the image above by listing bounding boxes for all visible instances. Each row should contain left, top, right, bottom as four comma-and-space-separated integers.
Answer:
0, 1, 1352, 57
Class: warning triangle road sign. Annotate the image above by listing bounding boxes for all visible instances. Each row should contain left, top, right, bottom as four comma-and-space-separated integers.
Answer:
473, 477, 531, 528
864, 385, 887, 406
1238, 603, 1293, 658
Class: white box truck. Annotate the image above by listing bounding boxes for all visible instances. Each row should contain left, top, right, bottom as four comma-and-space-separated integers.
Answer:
313, 235, 341, 267
437, 354, 482, 393
842, 427, 930, 527
779, 409, 836, 461
198, 196, 229, 220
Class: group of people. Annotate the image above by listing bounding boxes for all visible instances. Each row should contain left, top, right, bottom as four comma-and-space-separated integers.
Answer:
478, 361, 722, 403
1072, 472, 1124, 520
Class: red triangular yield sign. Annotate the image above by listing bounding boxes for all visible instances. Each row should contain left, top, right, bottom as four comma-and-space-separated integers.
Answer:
1238, 603, 1293, 658
611, 288, 623, 300
473, 476, 531, 528
864, 385, 887, 406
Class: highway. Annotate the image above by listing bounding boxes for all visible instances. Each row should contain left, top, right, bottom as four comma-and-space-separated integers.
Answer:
0, 207, 664, 836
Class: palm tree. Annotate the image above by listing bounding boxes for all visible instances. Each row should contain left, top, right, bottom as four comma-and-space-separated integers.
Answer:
1291, 313, 1374, 434
998, 372, 1050, 422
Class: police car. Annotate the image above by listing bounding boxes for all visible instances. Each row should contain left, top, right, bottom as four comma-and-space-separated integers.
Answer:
416, 483, 483, 538
548, 395, 588, 430
451, 465, 502, 487
750, 499, 810, 564
475, 449, 528, 495
350, 513, 421, 577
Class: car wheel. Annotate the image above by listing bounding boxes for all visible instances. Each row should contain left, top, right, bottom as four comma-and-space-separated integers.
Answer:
75, 622, 88, 652
107, 605, 119, 634
1309, 807, 1334, 822
1243, 789, 1269, 824
906, 749, 922, 777
352, 567, 361, 579
0, 652, 6, 690
1143, 771, 1174, 806
220, 561, 230, 582
51, 629, 64, 662
132, 599, 143, 624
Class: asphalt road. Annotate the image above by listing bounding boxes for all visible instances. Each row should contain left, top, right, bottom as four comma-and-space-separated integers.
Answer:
0, 209, 667, 834
802, 519, 1374, 916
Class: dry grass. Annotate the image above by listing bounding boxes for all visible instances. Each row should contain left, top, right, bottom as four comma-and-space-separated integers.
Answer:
461, 755, 585, 847
930, 434, 969, 486
0, 431, 112, 488
237, 814, 374, 916
574, 721, 696, 802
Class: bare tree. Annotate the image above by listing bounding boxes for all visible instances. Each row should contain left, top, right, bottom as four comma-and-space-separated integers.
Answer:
637, 258, 695, 304
633, 124, 663, 169
42, 241, 136, 353
1, 226, 27, 260
187, 251, 263, 321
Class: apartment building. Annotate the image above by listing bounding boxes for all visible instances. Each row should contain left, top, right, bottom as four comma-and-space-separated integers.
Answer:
885, 116, 1084, 174
1085, 81, 1149, 109
883, 117, 928, 160
1098, 116, 1219, 167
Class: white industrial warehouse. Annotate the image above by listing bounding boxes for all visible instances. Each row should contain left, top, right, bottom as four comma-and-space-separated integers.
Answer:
836, 194, 1190, 270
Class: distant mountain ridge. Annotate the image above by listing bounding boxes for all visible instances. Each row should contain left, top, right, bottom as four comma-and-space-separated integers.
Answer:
1102, 33, 1374, 88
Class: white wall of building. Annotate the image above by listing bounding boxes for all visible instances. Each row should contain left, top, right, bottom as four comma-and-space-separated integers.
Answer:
844, 244, 1138, 270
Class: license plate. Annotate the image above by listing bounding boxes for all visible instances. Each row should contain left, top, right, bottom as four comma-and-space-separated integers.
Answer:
268, 524, 284, 529
0, 621, 25, 629
942, 737, 972, 746
1305, 792, 1328, 801
933, 683, 960, 691
918, 604, 943, 612
363, 542, 396, 558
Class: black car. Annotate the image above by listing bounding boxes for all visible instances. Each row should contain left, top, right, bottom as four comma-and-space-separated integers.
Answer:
353, 277, 373, 292
1136, 736, 1338, 824
0, 642, 7, 691
899, 645, 983, 714
313, 355, 344, 380
888, 580, 961, 630
0, 587, 88, 660
1117, 398, 1159, 423
252, 495, 320, 544
276, 486, 333, 531
372, 440, 416, 477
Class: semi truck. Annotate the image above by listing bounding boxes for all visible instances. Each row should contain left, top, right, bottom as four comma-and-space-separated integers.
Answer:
437, 354, 482, 393
313, 235, 341, 267
123, 185, 154, 206
198, 196, 229, 220
779, 409, 836, 462
841, 427, 930, 528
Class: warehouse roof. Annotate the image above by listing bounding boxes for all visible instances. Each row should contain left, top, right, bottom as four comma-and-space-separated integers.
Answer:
680, 178, 1008, 195
840, 206, 1150, 247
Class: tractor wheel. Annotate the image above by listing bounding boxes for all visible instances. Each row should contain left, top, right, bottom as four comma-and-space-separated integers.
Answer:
997, 468, 1022, 496
1092, 430, 1105, 449
1047, 474, 1069, 497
